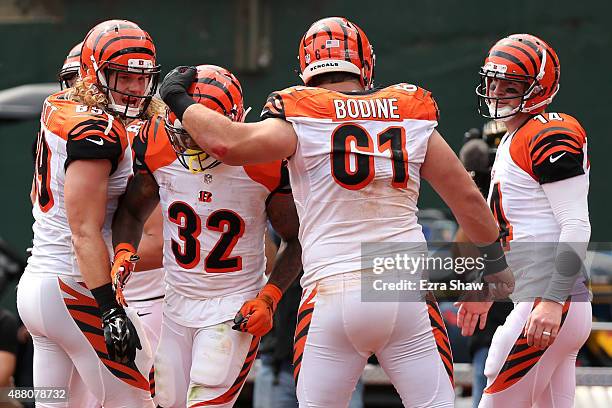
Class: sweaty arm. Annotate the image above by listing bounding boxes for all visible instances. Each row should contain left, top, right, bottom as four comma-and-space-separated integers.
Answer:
65, 159, 114, 289
231, 190, 301, 337
422, 130, 513, 302
133, 203, 163, 271
182, 105, 297, 165
265, 192, 302, 293
112, 171, 160, 255
161, 65, 297, 165
421, 130, 499, 245
542, 174, 591, 302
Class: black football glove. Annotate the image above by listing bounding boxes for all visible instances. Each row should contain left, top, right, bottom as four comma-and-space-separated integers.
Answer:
101, 307, 142, 364
159, 66, 197, 121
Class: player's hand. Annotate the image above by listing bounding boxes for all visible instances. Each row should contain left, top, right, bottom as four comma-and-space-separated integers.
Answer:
524, 299, 562, 350
101, 307, 142, 364
232, 284, 282, 337
483, 266, 515, 300
111, 244, 139, 306
160, 66, 197, 121
160, 66, 196, 97
454, 301, 493, 336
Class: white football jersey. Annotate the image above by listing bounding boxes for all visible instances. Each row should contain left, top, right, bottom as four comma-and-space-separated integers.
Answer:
261, 84, 439, 287
131, 115, 289, 325
488, 112, 589, 244
488, 112, 590, 299
26, 90, 131, 279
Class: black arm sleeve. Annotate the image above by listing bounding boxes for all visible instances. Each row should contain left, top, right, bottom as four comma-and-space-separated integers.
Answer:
531, 133, 585, 184
64, 117, 124, 174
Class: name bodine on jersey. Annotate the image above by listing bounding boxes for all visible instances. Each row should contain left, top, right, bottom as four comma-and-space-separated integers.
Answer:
27, 90, 131, 279
261, 84, 439, 288
131, 115, 289, 326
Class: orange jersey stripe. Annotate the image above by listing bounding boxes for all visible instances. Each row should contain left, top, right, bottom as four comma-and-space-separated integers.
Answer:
243, 160, 286, 192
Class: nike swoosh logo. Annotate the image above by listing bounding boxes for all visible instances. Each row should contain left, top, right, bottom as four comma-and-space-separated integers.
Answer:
549, 152, 566, 163
136, 311, 152, 317
86, 137, 104, 146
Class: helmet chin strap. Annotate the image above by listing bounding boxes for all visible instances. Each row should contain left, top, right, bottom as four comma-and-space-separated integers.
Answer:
186, 153, 205, 173
107, 101, 142, 118
487, 102, 521, 122
184, 149, 218, 174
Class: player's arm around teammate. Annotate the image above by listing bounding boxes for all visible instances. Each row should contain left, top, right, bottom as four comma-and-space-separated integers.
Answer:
420, 131, 508, 335
160, 66, 296, 165
233, 188, 302, 338
112, 164, 160, 249
132, 204, 164, 272
161, 68, 514, 332
111, 167, 161, 302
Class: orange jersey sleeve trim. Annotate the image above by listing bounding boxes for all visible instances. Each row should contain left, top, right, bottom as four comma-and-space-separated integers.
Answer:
243, 160, 285, 192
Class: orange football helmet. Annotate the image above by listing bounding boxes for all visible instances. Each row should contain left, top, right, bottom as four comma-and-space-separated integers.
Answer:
477, 33, 560, 119
80, 19, 160, 118
59, 41, 82, 90
165, 65, 246, 172
298, 17, 375, 89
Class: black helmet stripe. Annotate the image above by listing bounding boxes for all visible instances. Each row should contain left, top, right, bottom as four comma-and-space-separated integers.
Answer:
189, 93, 228, 115
99, 35, 153, 61
354, 26, 364, 67
505, 44, 537, 74
91, 23, 142, 58
546, 48, 559, 85
321, 24, 333, 58
196, 78, 235, 108
301, 33, 307, 49
227, 76, 243, 98
106, 46, 155, 63
490, 50, 529, 75
515, 37, 543, 61
310, 22, 328, 60
332, 18, 351, 62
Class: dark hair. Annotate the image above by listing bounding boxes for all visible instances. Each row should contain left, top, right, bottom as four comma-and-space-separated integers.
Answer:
307, 72, 360, 87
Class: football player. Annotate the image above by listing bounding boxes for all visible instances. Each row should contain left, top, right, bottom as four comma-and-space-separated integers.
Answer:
58, 41, 82, 90
160, 17, 514, 408
112, 64, 302, 407
17, 20, 160, 407
54, 42, 167, 408
461, 34, 591, 407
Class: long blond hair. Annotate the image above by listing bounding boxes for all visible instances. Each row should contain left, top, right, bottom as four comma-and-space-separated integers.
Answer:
69, 79, 165, 120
